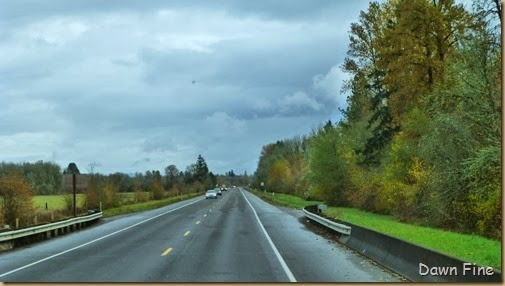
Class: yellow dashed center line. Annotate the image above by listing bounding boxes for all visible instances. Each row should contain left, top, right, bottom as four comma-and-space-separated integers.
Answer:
161, 247, 173, 256
196, 221, 200, 225
184, 231, 190, 237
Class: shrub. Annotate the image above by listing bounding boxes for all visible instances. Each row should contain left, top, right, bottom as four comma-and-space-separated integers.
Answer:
0, 172, 35, 228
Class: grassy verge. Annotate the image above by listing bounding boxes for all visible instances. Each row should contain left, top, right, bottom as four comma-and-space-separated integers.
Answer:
249, 189, 501, 270
102, 192, 202, 217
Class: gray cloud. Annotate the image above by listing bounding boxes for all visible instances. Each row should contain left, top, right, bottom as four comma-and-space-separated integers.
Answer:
0, 1, 372, 174
1, 1, 367, 23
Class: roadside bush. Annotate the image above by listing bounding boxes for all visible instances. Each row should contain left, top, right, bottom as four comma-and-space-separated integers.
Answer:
62, 194, 86, 216
136, 191, 150, 203
166, 185, 182, 197
470, 190, 501, 239
85, 175, 101, 211
344, 167, 380, 213
151, 182, 165, 200
0, 172, 35, 229
103, 181, 120, 208
187, 181, 205, 194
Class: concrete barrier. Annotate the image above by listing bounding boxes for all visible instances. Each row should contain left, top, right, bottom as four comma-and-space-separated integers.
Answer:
341, 221, 502, 282
303, 206, 501, 282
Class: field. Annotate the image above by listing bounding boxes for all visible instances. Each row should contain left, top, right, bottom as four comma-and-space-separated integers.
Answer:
33, 193, 151, 211
34, 194, 87, 210
31, 192, 197, 220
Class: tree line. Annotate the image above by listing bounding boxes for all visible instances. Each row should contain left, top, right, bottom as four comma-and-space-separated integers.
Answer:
252, 0, 501, 239
0, 155, 250, 229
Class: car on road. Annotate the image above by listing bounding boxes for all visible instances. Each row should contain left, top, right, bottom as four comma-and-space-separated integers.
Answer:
205, 189, 218, 199
221, 185, 228, 192
214, 187, 222, 196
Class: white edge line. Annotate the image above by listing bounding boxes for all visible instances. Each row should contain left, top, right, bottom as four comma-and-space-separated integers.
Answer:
240, 189, 297, 282
0, 198, 203, 278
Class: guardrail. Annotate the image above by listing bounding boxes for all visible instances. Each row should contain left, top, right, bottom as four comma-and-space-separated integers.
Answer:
0, 212, 102, 246
302, 206, 351, 236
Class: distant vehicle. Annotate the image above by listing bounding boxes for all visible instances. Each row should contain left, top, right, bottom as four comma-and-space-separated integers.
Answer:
214, 187, 222, 196
206, 189, 218, 199
221, 185, 228, 192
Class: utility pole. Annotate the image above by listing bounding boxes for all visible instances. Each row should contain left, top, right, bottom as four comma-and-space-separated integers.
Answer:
73, 173, 77, 217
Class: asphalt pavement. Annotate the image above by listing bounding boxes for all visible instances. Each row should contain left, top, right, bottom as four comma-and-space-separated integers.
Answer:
0, 187, 401, 282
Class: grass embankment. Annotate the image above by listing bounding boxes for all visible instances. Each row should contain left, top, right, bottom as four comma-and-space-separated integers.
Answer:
249, 189, 501, 271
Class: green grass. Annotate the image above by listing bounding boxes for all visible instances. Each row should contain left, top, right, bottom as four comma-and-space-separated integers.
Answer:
327, 207, 501, 270
250, 189, 501, 271
250, 190, 322, 208
34, 195, 86, 210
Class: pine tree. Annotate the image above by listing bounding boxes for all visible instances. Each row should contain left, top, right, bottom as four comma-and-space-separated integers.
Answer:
194, 155, 209, 183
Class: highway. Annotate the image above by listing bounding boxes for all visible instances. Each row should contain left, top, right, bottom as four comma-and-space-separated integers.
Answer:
0, 188, 401, 282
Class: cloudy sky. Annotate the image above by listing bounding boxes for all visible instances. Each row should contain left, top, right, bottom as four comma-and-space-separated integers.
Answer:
1, 1, 375, 175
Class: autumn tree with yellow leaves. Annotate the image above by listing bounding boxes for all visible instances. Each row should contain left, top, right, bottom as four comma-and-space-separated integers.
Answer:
253, 0, 501, 239
0, 172, 35, 229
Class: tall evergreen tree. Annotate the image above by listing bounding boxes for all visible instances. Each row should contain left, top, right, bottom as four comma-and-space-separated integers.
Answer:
194, 154, 209, 183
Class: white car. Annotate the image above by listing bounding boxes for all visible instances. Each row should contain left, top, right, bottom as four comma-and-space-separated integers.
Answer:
206, 189, 218, 199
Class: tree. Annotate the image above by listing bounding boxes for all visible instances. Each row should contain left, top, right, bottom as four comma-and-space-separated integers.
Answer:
85, 174, 100, 211
360, 69, 399, 165
377, 0, 471, 123
102, 181, 120, 208
164, 164, 179, 189
184, 164, 197, 185
63, 162, 80, 174
151, 170, 164, 200
307, 126, 351, 206
0, 171, 35, 228
194, 155, 209, 184
342, 1, 398, 165
207, 172, 217, 188
133, 178, 148, 203
22, 161, 62, 195
267, 159, 292, 193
